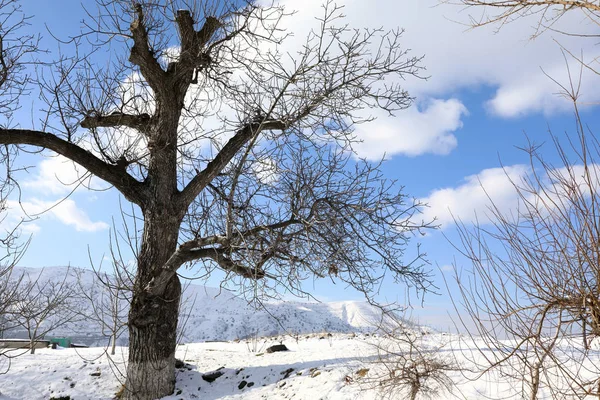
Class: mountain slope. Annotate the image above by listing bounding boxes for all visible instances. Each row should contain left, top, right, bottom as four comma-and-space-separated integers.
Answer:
5, 266, 410, 345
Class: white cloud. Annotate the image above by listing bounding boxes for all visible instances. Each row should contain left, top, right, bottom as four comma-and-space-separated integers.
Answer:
421, 161, 600, 230
22, 155, 106, 195
7, 198, 109, 233
273, 0, 600, 120
440, 264, 454, 273
420, 165, 529, 228
354, 98, 467, 159
11, 156, 110, 235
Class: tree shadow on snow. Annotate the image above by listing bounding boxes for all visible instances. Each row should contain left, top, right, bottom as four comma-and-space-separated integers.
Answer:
161, 354, 380, 400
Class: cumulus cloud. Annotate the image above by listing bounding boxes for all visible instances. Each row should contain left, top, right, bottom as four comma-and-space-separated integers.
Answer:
22, 155, 106, 195
15, 156, 109, 234
354, 98, 467, 159
420, 165, 529, 228
421, 162, 600, 230
273, 0, 600, 122
6, 198, 109, 233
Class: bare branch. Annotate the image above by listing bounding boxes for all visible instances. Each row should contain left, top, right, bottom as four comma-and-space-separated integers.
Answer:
0, 129, 148, 205
80, 112, 153, 134
128, 3, 167, 97
178, 118, 286, 207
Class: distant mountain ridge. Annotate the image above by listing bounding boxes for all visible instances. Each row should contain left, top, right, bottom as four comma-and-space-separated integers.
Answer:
6, 266, 413, 346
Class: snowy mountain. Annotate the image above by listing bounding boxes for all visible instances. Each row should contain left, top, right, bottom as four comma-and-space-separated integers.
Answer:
4, 266, 409, 346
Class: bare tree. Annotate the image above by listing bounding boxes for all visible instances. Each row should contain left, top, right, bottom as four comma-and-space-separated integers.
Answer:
445, 0, 600, 37
450, 96, 600, 397
437, 1, 600, 398
0, 0, 33, 362
9, 269, 81, 354
76, 259, 133, 356
0, 0, 432, 398
0, 221, 29, 360
0, 0, 35, 335
0, 219, 28, 340
363, 313, 458, 400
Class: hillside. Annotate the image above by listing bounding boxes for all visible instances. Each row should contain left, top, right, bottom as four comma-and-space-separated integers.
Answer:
4, 267, 412, 346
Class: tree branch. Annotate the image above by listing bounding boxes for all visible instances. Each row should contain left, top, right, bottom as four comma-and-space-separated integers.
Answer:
176, 11, 221, 66
0, 129, 148, 205
80, 112, 152, 134
178, 119, 286, 207
128, 3, 166, 97
145, 247, 265, 296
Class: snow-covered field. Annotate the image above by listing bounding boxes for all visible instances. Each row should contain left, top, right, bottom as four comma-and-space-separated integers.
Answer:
4, 267, 600, 399
0, 333, 466, 400
3, 332, 600, 399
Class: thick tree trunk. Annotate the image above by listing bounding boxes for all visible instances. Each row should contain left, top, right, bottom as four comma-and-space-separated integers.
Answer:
123, 207, 182, 400
122, 70, 185, 399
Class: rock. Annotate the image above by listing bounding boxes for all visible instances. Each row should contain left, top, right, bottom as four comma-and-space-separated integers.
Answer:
202, 369, 225, 383
175, 358, 185, 369
238, 380, 247, 390
89, 371, 101, 377
266, 344, 288, 353
280, 368, 294, 379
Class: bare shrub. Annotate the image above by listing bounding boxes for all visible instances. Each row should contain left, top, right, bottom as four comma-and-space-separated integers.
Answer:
9, 269, 81, 354
449, 90, 600, 397
364, 316, 459, 400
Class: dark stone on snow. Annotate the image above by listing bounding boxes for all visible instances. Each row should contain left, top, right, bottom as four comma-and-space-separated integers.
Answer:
280, 368, 294, 379
238, 380, 247, 390
202, 370, 225, 383
175, 358, 185, 368
266, 344, 288, 353
247, 382, 255, 387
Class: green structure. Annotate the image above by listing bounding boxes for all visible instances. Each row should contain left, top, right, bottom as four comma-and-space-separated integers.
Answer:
49, 337, 71, 348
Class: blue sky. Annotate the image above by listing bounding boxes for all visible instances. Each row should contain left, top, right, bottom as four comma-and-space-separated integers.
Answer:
7, 0, 600, 329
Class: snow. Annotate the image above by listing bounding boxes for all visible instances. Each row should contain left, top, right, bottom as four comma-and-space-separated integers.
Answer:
3, 267, 600, 399
3, 332, 600, 398
0, 333, 444, 400
5, 267, 400, 345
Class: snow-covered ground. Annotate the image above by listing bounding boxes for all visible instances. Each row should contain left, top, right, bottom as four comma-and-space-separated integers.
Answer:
3, 332, 600, 399
0, 333, 473, 400
4, 267, 600, 399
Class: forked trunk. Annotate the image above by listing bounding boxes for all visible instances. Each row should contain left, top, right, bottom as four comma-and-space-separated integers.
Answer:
123, 208, 182, 400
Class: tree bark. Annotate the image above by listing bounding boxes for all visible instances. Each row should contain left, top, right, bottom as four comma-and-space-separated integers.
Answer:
111, 331, 117, 356
123, 206, 182, 400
